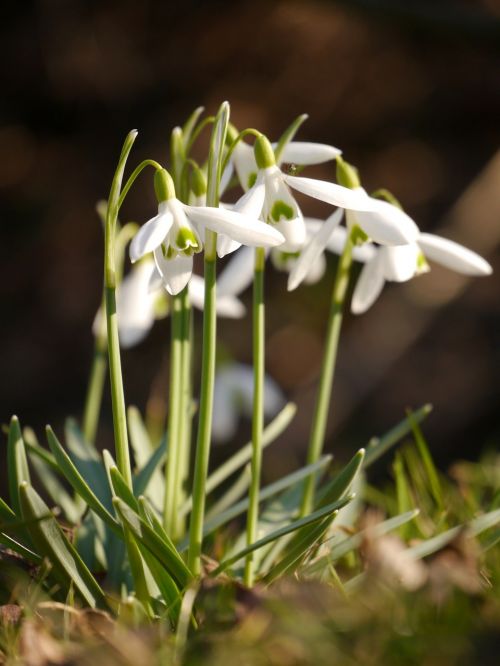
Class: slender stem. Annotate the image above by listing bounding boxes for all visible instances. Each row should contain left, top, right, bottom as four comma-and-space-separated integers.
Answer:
176, 289, 193, 538
82, 333, 107, 444
244, 247, 265, 587
104, 130, 137, 488
164, 293, 184, 536
117, 159, 163, 211
187, 101, 229, 575
105, 287, 132, 487
187, 253, 216, 573
300, 229, 356, 516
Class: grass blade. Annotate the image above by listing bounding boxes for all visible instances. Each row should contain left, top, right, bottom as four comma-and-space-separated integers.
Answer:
7, 416, 31, 516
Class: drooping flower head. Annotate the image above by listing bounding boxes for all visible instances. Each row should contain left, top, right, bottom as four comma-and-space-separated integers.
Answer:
129, 167, 285, 295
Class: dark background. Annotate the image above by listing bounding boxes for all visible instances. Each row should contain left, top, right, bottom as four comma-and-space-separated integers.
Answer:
1, 0, 500, 483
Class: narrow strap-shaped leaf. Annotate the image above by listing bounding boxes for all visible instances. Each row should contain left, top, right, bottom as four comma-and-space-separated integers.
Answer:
29, 453, 81, 523
7, 416, 31, 516
19, 482, 106, 608
127, 406, 154, 467
302, 509, 420, 577
364, 404, 432, 467
133, 437, 167, 497
0, 532, 41, 563
64, 419, 113, 510
179, 402, 296, 519
182, 106, 205, 147
212, 496, 353, 576
264, 516, 334, 584
179, 456, 332, 550
46, 426, 120, 533
315, 449, 365, 509
273, 114, 308, 165
0, 496, 16, 523
23, 427, 59, 472
113, 498, 193, 589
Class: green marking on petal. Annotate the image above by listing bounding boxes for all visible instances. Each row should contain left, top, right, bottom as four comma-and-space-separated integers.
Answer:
271, 250, 300, 272
351, 225, 369, 245
247, 172, 257, 189
162, 244, 177, 260
270, 200, 294, 223
175, 227, 201, 253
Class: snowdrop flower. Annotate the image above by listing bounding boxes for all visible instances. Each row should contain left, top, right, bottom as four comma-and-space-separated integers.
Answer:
212, 363, 285, 442
283, 156, 420, 247
287, 208, 377, 291
222, 126, 341, 194
129, 168, 284, 295
351, 232, 492, 314
94, 258, 247, 349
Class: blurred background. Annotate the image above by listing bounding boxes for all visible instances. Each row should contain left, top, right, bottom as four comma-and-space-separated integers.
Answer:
1, 0, 499, 484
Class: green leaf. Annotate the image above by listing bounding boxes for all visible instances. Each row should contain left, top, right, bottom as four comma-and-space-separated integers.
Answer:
127, 406, 154, 467
408, 411, 443, 511
264, 517, 334, 584
0, 496, 16, 523
180, 403, 297, 517
29, 453, 81, 523
302, 509, 420, 577
46, 426, 120, 533
182, 106, 205, 147
182, 456, 332, 549
112, 498, 193, 589
133, 437, 167, 499
273, 114, 308, 164
65, 419, 113, 511
0, 532, 41, 563
364, 404, 432, 467
212, 496, 353, 576
19, 482, 106, 608
23, 427, 59, 471
7, 416, 31, 516
315, 449, 365, 509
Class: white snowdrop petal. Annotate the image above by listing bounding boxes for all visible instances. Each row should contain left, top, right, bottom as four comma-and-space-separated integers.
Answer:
285, 175, 380, 211
279, 142, 341, 165
233, 174, 265, 218
154, 247, 193, 296
233, 142, 258, 192
219, 162, 234, 196
288, 208, 343, 291
212, 375, 239, 442
117, 261, 158, 348
355, 200, 420, 246
351, 254, 386, 314
185, 205, 284, 247
129, 210, 173, 262
217, 235, 242, 259
418, 233, 493, 276
303, 251, 327, 285
380, 244, 420, 282
217, 245, 255, 298
216, 295, 246, 318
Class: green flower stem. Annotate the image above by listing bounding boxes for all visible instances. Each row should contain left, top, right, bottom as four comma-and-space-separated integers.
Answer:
176, 288, 193, 538
117, 159, 163, 211
300, 228, 356, 516
188, 101, 229, 575
164, 293, 184, 537
220, 128, 262, 179
82, 329, 107, 444
187, 249, 216, 573
244, 247, 266, 587
104, 130, 138, 488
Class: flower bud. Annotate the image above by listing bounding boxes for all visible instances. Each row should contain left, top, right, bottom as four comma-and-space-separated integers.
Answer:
336, 156, 360, 189
254, 135, 276, 170
154, 168, 176, 203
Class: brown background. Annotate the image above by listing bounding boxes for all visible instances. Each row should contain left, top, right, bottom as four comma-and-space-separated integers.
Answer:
1, 0, 499, 482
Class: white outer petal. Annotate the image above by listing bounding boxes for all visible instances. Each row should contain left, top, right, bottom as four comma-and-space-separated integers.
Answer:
380, 244, 420, 282
354, 200, 420, 246
154, 247, 193, 296
285, 175, 383, 211
351, 254, 386, 314
117, 261, 158, 347
185, 204, 284, 248
303, 251, 327, 284
217, 245, 255, 297
418, 233, 492, 276
233, 172, 265, 218
233, 142, 257, 192
220, 161, 234, 196
288, 208, 343, 291
217, 235, 242, 259
129, 205, 173, 262
278, 141, 341, 165
324, 225, 377, 263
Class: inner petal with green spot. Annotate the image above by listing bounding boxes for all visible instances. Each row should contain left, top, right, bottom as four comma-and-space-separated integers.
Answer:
269, 200, 294, 224
175, 227, 202, 255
